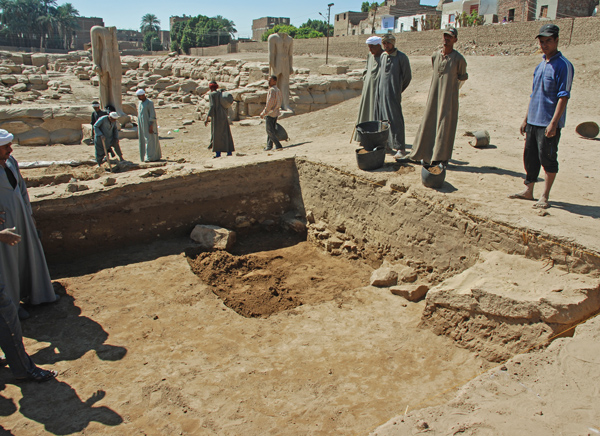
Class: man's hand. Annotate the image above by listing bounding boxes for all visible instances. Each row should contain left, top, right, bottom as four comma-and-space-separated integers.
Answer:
260, 114, 265, 119
520, 119, 528, 136
545, 121, 558, 138
0, 227, 21, 246
204, 119, 209, 126
0, 211, 4, 225
149, 124, 154, 134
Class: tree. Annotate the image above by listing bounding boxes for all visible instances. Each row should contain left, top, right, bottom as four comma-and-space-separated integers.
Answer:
37, 0, 58, 50
262, 24, 298, 41
140, 13, 160, 34
300, 19, 332, 35
56, 2, 79, 50
143, 31, 162, 51
361, 1, 381, 12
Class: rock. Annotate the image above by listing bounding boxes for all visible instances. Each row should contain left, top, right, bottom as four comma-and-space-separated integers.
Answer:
1, 75, 17, 85
50, 128, 82, 145
325, 236, 344, 252
370, 263, 398, 287
30, 53, 48, 67
281, 211, 307, 233
119, 127, 138, 139
318, 65, 348, 75
390, 284, 430, 301
15, 127, 50, 146
239, 119, 262, 127
0, 120, 31, 134
102, 177, 117, 187
66, 183, 89, 193
179, 80, 198, 93
182, 119, 194, 126
306, 210, 315, 224
11, 83, 27, 92
140, 168, 166, 178
190, 224, 236, 251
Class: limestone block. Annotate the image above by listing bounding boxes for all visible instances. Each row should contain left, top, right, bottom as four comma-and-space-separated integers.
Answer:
311, 91, 327, 105
325, 89, 344, 104
247, 103, 264, 117
318, 65, 348, 75
11, 83, 27, 92
28, 75, 44, 85
153, 68, 171, 77
147, 74, 163, 82
242, 93, 261, 104
50, 128, 82, 145
292, 104, 311, 115
291, 92, 313, 105
15, 127, 50, 146
0, 107, 53, 120
307, 78, 329, 92
164, 83, 179, 92
347, 77, 363, 90
51, 106, 89, 122
90, 76, 100, 86
329, 77, 348, 90
1, 75, 17, 85
370, 262, 398, 287
8, 53, 23, 64
8, 65, 22, 74
82, 124, 92, 139
342, 89, 360, 100
390, 284, 430, 302
0, 67, 12, 74
182, 95, 192, 103
195, 85, 209, 95
190, 224, 236, 251
78, 74, 88, 80
40, 119, 83, 131
0, 120, 32, 134
122, 102, 137, 116
31, 54, 47, 67
118, 127, 138, 139
180, 80, 198, 93
29, 84, 49, 91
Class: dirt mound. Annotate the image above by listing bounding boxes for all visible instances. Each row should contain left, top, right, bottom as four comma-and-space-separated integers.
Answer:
187, 241, 372, 318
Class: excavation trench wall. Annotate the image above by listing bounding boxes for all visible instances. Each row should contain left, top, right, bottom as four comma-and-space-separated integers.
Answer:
34, 159, 302, 262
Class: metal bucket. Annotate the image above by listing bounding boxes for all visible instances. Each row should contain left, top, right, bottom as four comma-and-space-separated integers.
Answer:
356, 146, 385, 171
421, 162, 446, 189
356, 121, 390, 151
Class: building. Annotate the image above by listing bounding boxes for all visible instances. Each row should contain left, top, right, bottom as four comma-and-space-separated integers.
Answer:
159, 30, 171, 51
170, 15, 191, 32
116, 29, 143, 50
252, 17, 290, 41
334, 0, 444, 36
334, 11, 369, 36
73, 16, 104, 50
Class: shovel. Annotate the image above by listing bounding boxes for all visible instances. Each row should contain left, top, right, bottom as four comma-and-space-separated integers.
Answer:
100, 137, 116, 172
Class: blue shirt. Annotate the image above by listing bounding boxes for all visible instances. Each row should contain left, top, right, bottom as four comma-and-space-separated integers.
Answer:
527, 51, 574, 128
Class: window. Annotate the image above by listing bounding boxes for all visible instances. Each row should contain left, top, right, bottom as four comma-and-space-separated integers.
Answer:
344, 13, 346, 19
336, 15, 339, 21
508, 8, 515, 21
449, 13, 455, 23
470, 5, 478, 14
540, 5, 548, 17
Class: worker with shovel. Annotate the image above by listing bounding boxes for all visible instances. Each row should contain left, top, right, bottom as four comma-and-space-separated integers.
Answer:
93, 111, 124, 168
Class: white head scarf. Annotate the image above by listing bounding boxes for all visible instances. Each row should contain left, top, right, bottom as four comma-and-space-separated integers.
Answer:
109, 112, 119, 119
365, 36, 382, 45
0, 129, 14, 146
136, 89, 146, 96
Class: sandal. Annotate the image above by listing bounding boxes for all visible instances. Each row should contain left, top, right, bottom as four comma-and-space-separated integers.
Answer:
17, 367, 57, 383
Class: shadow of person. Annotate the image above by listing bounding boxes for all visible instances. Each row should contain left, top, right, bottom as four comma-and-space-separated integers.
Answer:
0, 377, 17, 435
544, 201, 600, 219
23, 288, 127, 365
16, 380, 122, 435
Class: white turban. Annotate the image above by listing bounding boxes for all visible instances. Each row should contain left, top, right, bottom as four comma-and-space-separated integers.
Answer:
92, 102, 100, 108
0, 129, 14, 146
136, 89, 146, 96
365, 36, 382, 45
109, 112, 119, 119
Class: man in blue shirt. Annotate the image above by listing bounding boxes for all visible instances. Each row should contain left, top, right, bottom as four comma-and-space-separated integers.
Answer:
509, 24, 574, 209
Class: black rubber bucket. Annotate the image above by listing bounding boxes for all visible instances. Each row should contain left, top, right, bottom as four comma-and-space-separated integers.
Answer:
356, 146, 386, 171
421, 163, 446, 188
356, 121, 390, 151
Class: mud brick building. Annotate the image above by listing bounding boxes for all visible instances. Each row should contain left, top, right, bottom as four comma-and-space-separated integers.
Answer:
252, 17, 291, 41
498, 0, 598, 22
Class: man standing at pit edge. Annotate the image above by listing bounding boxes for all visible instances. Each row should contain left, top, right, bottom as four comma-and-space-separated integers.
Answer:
374, 33, 412, 158
406, 27, 468, 165
136, 89, 162, 162
355, 36, 383, 140
260, 75, 284, 151
509, 24, 573, 209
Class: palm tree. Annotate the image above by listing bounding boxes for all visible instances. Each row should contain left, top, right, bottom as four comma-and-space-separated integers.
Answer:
213, 15, 236, 37
56, 2, 79, 50
37, 0, 58, 50
140, 13, 160, 34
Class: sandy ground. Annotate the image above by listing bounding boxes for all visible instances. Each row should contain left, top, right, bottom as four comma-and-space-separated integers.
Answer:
2, 42, 600, 435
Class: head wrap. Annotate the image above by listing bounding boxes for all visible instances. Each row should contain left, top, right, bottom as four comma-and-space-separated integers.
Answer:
92, 101, 100, 108
109, 112, 119, 120
365, 36, 382, 45
208, 81, 219, 91
381, 33, 396, 43
135, 89, 146, 96
0, 129, 13, 146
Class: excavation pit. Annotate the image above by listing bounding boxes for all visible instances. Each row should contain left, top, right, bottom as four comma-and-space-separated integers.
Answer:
26, 157, 600, 434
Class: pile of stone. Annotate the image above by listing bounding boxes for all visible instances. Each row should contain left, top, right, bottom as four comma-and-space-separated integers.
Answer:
85, 55, 363, 120
0, 51, 76, 104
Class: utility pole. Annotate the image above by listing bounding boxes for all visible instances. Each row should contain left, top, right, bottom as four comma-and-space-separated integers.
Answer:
320, 3, 334, 64
371, 3, 378, 34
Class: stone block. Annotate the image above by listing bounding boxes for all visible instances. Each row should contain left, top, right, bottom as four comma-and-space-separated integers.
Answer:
190, 224, 236, 251
31, 54, 47, 67
118, 127, 138, 139
15, 127, 50, 146
291, 92, 313, 105
342, 89, 360, 100
50, 128, 82, 145
247, 103, 264, 117
292, 104, 311, 115
370, 263, 398, 287
348, 77, 364, 90
318, 65, 348, 75
325, 89, 344, 104
180, 80, 198, 93
0, 120, 32, 134
1, 75, 17, 85
153, 68, 171, 77
11, 83, 27, 92
0, 67, 12, 74
122, 102, 137, 116
27, 74, 45, 85
390, 284, 430, 301
307, 78, 329, 92
329, 77, 348, 90
311, 91, 327, 104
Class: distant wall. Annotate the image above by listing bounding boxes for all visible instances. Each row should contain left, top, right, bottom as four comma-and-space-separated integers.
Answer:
185, 17, 599, 58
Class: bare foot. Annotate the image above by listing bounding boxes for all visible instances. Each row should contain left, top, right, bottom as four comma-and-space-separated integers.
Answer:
508, 190, 534, 200
533, 196, 550, 209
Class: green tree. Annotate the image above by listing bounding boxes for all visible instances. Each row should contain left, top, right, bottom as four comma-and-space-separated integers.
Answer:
37, 0, 58, 50
300, 18, 332, 35
56, 2, 78, 50
262, 24, 298, 41
140, 13, 160, 34
143, 30, 162, 51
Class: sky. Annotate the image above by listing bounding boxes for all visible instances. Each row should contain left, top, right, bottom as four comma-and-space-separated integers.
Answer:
64, 0, 438, 39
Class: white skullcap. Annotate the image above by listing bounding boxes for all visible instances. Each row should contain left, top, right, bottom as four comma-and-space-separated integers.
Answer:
92, 102, 100, 108
0, 129, 14, 146
136, 89, 146, 96
109, 112, 119, 119
366, 36, 382, 45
